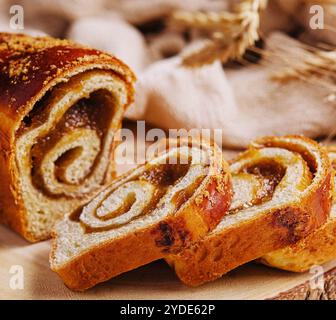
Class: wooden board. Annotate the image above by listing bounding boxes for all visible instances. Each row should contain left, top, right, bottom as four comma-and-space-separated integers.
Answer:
1, 224, 336, 300
1, 128, 336, 300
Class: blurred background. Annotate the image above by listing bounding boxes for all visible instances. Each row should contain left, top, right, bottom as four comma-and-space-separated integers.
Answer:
0, 0, 336, 149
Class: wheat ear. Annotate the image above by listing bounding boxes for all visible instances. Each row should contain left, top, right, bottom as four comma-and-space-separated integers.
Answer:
172, 0, 267, 67
271, 45, 336, 101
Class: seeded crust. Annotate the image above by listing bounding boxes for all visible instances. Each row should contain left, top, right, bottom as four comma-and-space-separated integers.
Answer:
50, 139, 232, 291
0, 33, 135, 242
166, 136, 333, 286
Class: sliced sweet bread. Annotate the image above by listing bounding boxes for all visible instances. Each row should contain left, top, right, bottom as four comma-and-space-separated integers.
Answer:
260, 147, 336, 272
50, 139, 232, 290
0, 33, 135, 242
166, 136, 333, 286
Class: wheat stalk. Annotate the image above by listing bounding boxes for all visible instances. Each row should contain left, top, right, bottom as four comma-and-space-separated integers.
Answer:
303, 0, 336, 4
172, 0, 267, 67
271, 44, 336, 101
270, 0, 336, 91
242, 43, 336, 143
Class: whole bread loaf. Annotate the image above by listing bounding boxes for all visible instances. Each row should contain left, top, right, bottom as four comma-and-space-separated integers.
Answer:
0, 32, 135, 242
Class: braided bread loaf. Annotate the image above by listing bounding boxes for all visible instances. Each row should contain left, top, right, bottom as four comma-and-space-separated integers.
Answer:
167, 136, 333, 286
50, 139, 232, 291
0, 33, 135, 242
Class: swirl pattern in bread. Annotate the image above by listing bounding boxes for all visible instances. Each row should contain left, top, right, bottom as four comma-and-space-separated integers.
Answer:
50, 139, 232, 291
0, 33, 135, 241
260, 147, 336, 272
166, 136, 333, 286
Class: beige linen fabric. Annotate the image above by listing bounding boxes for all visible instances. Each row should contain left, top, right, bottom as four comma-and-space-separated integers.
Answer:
0, 0, 335, 148
126, 33, 336, 148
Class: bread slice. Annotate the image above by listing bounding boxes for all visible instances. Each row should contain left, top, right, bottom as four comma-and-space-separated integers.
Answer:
166, 136, 333, 286
50, 139, 232, 291
260, 147, 336, 272
0, 33, 135, 242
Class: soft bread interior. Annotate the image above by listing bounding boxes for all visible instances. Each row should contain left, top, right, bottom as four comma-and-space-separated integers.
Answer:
51, 145, 214, 268
166, 136, 331, 286
212, 142, 316, 233
15, 69, 128, 240
259, 148, 336, 271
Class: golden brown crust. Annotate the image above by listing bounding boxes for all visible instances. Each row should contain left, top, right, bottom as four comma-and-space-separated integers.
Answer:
167, 136, 333, 286
260, 216, 336, 272
260, 146, 336, 272
0, 33, 135, 129
0, 33, 135, 242
50, 139, 232, 291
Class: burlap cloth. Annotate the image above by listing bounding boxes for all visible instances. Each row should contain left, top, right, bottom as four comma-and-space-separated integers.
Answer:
1, 0, 335, 148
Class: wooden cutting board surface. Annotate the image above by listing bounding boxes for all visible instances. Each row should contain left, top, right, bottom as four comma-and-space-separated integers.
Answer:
1, 130, 336, 300
1, 224, 336, 300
